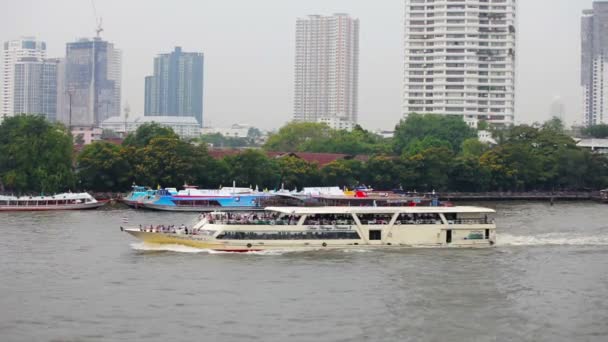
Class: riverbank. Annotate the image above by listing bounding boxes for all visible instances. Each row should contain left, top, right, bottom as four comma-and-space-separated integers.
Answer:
90, 191, 607, 203
439, 191, 604, 202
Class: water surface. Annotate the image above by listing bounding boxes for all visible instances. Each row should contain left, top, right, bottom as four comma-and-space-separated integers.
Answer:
0, 202, 607, 341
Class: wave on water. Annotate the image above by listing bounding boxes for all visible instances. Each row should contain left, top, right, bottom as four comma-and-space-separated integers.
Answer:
498, 233, 608, 246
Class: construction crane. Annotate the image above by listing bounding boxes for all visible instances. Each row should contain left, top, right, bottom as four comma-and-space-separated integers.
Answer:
91, 0, 103, 38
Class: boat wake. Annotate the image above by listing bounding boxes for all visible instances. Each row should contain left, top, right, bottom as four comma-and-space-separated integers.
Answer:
498, 233, 608, 247
130, 243, 298, 255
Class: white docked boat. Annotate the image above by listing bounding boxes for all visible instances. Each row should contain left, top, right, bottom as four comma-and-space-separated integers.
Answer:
122, 206, 496, 251
0, 192, 107, 211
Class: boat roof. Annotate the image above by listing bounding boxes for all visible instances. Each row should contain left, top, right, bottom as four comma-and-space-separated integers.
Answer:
0, 192, 93, 201
264, 206, 495, 215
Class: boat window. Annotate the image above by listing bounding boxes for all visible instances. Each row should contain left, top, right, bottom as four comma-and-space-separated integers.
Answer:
369, 230, 382, 240
303, 214, 355, 226
395, 213, 442, 225
216, 230, 361, 240
204, 212, 301, 225
445, 213, 491, 225
356, 213, 393, 225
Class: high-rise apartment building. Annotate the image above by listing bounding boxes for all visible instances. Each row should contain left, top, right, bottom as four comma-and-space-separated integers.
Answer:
403, 0, 517, 127
144, 47, 204, 127
12, 57, 60, 122
2, 37, 47, 121
293, 14, 360, 129
582, 2, 608, 126
64, 38, 121, 127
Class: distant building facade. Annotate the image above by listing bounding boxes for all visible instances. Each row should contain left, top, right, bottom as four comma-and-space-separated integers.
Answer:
582, 2, 608, 126
64, 38, 122, 127
201, 124, 251, 138
101, 115, 201, 138
317, 116, 355, 131
402, 0, 517, 126
549, 96, 566, 122
293, 14, 359, 127
2, 37, 47, 121
13, 57, 60, 122
145, 47, 204, 127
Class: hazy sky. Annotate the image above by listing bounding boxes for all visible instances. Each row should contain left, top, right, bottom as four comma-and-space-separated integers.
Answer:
0, 0, 594, 130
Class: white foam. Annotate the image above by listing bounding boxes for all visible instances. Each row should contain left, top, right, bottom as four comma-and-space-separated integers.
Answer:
130, 242, 298, 255
498, 233, 608, 246
130, 242, 210, 253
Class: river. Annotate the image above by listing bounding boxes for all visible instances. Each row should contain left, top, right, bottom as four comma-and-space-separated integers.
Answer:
0, 202, 607, 342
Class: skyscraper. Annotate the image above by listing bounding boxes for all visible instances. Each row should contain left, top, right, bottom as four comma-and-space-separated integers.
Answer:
144, 47, 204, 127
582, 2, 608, 126
12, 57, 59, 122
402, 0, 517, 127
64, 38, 121, 127
2, 37, 47, 121
293, 14, 360, 129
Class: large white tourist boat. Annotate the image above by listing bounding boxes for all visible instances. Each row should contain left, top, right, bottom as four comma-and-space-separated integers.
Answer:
122, 206, 497, 251
0, 192, 107, 211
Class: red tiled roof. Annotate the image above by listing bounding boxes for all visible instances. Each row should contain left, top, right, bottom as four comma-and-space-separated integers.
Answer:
208, 149, 369, 167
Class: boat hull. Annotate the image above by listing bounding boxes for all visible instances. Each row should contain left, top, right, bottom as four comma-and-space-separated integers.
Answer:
123, 228, 494, 251
0, 201, 107, 212
141, 203, 264, 212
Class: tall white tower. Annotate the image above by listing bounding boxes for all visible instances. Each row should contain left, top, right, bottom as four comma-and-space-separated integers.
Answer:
581, 2, 608, 126
293, 14, 359, 129
1, 37, 47, 121
402, 0, 517, 127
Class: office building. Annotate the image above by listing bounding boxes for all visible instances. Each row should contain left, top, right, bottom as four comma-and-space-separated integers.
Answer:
2, 37, 47, 121
582, 2, 608, 126
64, 38, 122, 127
293, 14, 360, 128
402, 0, 517, 126
144, 47, 204, 127
12, 57, 60, 122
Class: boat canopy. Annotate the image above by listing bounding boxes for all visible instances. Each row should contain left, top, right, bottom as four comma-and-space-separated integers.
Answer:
264, 206, 496, 215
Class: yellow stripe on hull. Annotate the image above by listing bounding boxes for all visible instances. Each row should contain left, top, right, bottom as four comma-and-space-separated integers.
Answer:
125, 230, 227, 249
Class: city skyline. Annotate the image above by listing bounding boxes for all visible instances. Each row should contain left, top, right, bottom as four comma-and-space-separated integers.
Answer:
0, 0, 599, 130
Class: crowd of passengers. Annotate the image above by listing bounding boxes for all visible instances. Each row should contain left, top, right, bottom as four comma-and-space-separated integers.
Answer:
202, 212, 300, 225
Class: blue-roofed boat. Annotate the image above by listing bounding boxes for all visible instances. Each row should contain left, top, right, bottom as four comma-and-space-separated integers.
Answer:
140, 185, 275, 212
122, 185, 178, 208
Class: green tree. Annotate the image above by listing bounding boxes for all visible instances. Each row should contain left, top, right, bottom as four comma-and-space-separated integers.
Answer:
393, 113, 476, 154
264, 122, 333, 152
461, 138, 490, 158
276, 156, 320, 190
582, 124, 608, 138
133, 137, 202, 187
320, 159, 364, 188
448, 157, 491, 192
402, 147, 453, 191
362, 156, 403, 190
123, 122, 179, 148
77, 142, 132, 191
403, 136, 453, 157
0, 115, 74, 193
224, 149, 280, 189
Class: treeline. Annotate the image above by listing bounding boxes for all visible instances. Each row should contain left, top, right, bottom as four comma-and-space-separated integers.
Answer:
1, 114, 607, 194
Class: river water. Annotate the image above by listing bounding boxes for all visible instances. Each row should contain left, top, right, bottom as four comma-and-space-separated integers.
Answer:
1, 202, 607, 342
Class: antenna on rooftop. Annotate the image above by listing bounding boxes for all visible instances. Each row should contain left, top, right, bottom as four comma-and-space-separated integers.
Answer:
91, 0, 103, 38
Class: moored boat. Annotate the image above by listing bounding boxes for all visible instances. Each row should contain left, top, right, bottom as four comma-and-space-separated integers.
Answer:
0, 192, 107, 211
140, 186, 273, 212
122, 206, 497, 251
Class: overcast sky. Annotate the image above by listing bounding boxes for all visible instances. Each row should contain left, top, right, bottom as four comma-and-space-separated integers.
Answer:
0, 0, 594, 130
